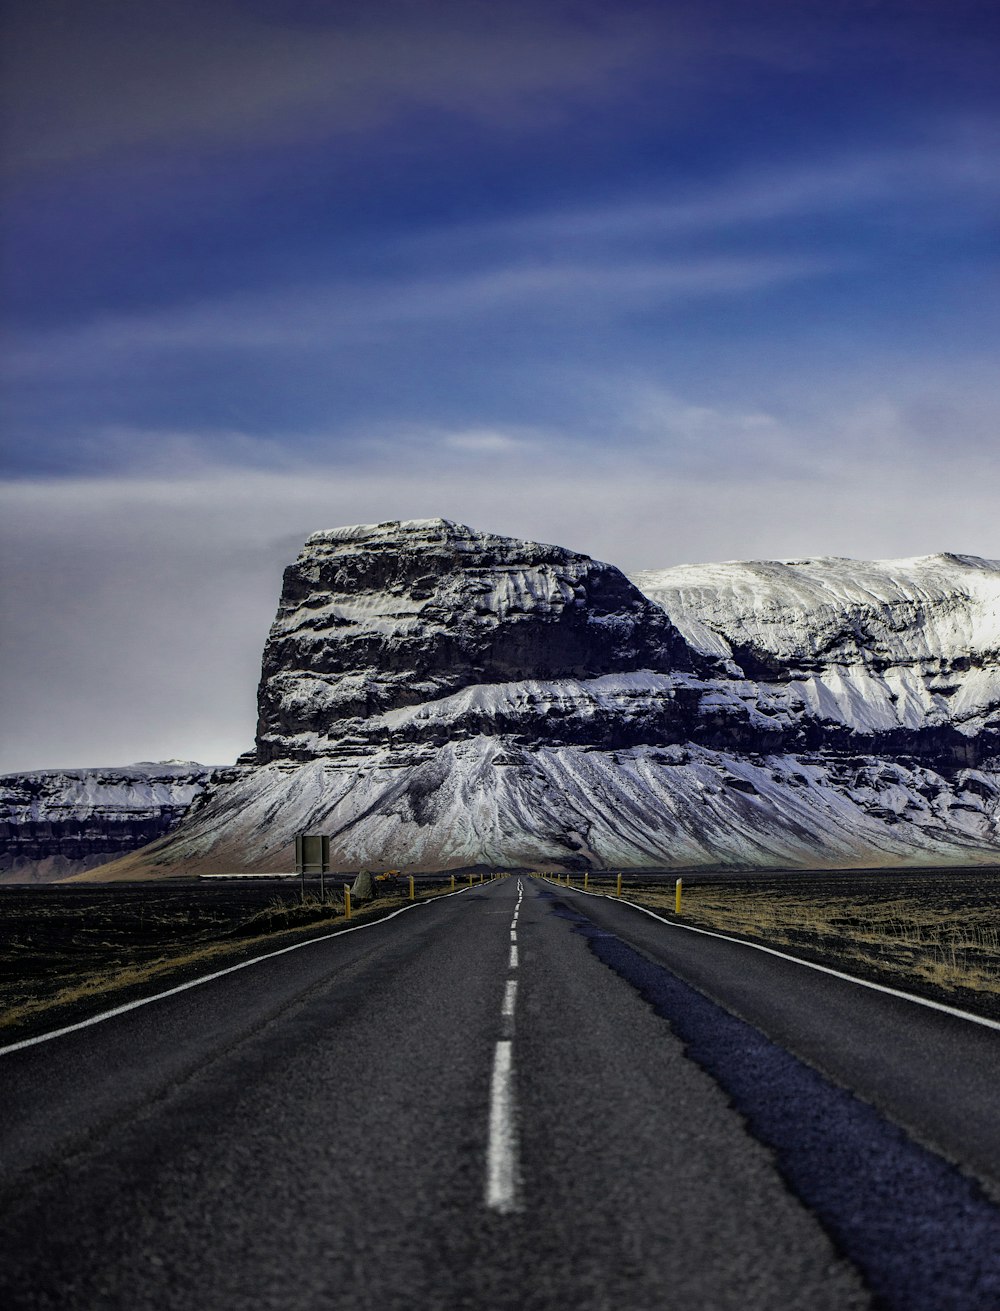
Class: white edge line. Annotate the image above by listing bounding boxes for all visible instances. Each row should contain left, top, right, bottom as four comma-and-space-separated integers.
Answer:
0, 883, 477, 1058
559, 882, 1000, 1034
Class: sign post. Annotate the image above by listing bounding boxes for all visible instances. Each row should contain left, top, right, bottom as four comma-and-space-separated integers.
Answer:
295, 834, 331, 902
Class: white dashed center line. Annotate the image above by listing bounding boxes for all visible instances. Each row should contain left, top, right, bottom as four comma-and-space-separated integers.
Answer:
486, 880, 523, 1213
486, 1040, 519, 1212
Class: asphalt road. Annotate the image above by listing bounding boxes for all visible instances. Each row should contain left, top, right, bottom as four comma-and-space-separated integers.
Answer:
1, 877, 998, 1310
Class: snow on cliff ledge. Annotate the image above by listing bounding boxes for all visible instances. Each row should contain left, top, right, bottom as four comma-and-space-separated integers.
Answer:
91, 522, 1000, 877
632, 553, 1000, 738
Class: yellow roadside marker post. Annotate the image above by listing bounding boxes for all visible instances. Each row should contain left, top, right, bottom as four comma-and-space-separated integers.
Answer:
468, 873, 473, 887
451, 874, 456, 890
584, 871, 589, 890
409, 875, 415, 901
675, 877, 683, 914
343, 885, 352, 920
479, 872, 484, 884
616, 873, 622, 897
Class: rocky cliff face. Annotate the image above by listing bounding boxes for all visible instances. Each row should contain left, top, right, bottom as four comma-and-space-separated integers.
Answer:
0, 763, 216, 882
248, 524, 999, 768
250, 518, 706, 763
96, 520, 1000, 878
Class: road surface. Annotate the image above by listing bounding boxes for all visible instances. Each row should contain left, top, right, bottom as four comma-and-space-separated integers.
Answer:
1, 877, 998, 1310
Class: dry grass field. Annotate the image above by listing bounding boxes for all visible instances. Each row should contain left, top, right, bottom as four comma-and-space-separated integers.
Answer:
4, 868, 996, 1041
0, 875, 462, 1041
578, 867, 1000, 1020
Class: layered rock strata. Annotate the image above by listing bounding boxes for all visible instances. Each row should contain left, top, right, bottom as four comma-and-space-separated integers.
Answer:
92, 520, 1000, 877
0, 763, 216, 882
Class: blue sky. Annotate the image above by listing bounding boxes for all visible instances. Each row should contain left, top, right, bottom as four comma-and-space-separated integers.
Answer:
2, 0, 999, 769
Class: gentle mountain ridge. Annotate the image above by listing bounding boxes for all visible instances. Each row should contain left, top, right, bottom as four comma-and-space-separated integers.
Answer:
0, 762, 217, 883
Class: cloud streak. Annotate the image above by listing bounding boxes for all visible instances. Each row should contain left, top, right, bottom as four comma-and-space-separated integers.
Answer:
8, 1, 995, 177
465, 136, 1000, 246
1, 2, 674, 172
3, 251, 837, 381
8, 126, 996, 377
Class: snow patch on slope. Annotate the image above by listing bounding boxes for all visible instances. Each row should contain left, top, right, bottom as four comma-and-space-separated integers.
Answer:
0, 762, 214, 823
631, 554, 1000, 736
136, 743, 1000, 875
64, 529, 1000, 877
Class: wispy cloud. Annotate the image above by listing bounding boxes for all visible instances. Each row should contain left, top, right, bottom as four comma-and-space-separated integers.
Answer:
3, 251, 836, 382
2, 1, 998, 774
1, 2, 676, 173
440, 429, 530, 454
12, 0, 992, 179
9, 124, 997, 385
465, 135, 1000, 246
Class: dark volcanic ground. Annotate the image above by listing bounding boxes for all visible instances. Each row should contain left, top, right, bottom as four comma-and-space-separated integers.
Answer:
2, 876, 998, 1310
3, 867, 998, 1043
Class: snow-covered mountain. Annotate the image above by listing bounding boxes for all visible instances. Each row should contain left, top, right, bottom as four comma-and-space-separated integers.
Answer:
0, 762, 217, 882
633, 553, 1000, 741
91, 520, 1000, 878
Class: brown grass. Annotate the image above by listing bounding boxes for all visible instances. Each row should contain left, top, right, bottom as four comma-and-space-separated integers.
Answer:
618, 883, 1000, 1006
0, 879, 465, 1038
